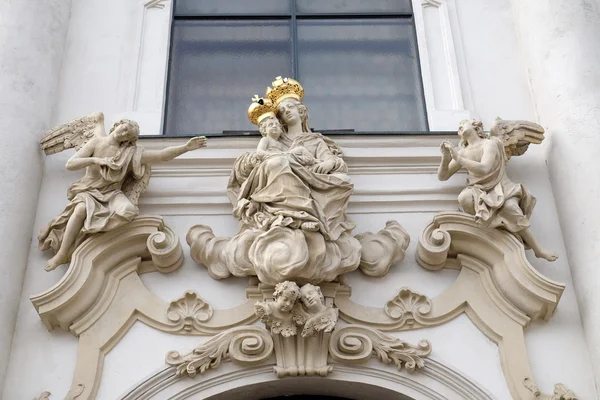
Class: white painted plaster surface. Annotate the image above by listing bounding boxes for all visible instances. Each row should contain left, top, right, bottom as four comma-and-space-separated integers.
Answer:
2, 0, 599, 398
509, 0, 600, 394
0, 0, 71, 393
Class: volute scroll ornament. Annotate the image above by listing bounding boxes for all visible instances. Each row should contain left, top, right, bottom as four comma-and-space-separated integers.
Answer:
165, 326, 275, 378
329, 325, 432, 373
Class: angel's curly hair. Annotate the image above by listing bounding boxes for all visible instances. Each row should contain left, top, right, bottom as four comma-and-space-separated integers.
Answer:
273, 281, 301, 301
458, 119, 486, 147
110, 119, 140, 144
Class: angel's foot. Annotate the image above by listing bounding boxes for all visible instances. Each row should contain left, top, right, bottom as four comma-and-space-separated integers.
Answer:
301, 222, 319, 232
45, 253, 67, 271
534, 248, 559, 262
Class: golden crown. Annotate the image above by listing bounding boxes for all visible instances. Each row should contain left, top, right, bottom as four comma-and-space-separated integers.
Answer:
266, 76, 304, 106
248, 95, 277, 125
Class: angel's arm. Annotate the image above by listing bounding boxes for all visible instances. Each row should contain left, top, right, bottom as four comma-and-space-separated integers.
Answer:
141, 136, 206, 164
255, 137, 271, 157
438, 142, 462, 181
455, 141, 497, 176
65, 138, 102, 171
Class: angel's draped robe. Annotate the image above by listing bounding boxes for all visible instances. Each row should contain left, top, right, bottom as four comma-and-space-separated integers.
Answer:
227, 132, 355, 241
38, 145, 146, 256
459, 136, 536, 233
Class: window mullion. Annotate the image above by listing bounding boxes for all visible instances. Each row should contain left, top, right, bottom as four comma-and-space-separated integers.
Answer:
291, 1, 298, 79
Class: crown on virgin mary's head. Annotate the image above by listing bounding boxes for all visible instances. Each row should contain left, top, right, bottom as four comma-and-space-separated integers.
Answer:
248, 95, 277, 125
265, 76, 304, 106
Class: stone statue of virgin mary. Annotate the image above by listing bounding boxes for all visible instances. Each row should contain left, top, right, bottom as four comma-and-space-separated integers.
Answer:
187, 77, 409, 285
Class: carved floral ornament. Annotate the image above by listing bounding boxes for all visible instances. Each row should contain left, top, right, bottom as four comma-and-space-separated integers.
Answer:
29, 75, 577, 399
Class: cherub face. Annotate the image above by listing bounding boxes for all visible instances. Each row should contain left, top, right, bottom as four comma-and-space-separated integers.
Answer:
275, 288, 297, 312
278, 99, 301, 125
263, 118, 282, 140
300, 285, 323, 310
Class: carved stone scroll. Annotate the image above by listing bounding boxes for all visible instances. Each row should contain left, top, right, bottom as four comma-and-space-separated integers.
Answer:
166, 326, 274, 378
412, 211, 569, 400
29, 216, 262, 400
329, 325, 432, 373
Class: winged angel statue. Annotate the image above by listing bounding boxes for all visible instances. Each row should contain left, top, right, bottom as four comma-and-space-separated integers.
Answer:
38, 112, 206, 271
438, 118, 558, 261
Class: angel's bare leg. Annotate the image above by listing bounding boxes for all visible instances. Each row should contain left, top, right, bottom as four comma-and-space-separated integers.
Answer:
458, 188, 476, 215
46, 203, 86, 271
499, 198, 558, 262
519, 228, 558, 262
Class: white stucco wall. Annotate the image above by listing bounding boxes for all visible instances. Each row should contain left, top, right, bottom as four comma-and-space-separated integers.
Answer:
2, 0, 598, 399
0, 0, 72, 393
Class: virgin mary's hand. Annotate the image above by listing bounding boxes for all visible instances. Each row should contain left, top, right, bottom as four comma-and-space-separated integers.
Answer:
314, 159, 335, 174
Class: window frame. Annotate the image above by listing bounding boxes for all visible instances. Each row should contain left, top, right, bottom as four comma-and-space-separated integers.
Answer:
162, 0, 430, 137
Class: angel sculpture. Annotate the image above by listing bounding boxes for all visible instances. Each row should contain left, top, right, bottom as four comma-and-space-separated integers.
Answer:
438, 118, 558, 261
296, 284, 338, 337
38, 112, 206, 271
254, 281, 303, 337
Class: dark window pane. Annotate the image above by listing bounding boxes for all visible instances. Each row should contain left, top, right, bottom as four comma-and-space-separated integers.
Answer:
175, 0, 291, 15
297, 18, 427, 132
165, 20, 292, 135
295, 0, 411, 14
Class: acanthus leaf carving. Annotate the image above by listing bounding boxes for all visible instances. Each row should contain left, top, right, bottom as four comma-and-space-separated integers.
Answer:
329, 325, 432, 373
167, 291, 214, 333
165, 326, 274, 378
524, 378, 578, 400
33, 392, 51, 400
384, 287, 432, 327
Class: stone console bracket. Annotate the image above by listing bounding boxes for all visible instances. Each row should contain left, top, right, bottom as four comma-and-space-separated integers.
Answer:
336, 211, 569, 400
30, 216, 261, 400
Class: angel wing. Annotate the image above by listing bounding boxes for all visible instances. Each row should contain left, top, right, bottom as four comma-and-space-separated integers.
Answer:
40, 111, 106, 155
489, 117, 545, 159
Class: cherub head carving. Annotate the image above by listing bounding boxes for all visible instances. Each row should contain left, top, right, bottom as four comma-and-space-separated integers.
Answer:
273, 281, 301, 313
299, 283, 325, 313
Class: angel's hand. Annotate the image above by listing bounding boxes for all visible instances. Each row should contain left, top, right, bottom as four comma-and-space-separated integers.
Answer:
440, 140, 454, 153
448, 146, 460, 161
185, 136, 207, 151
97, 157, 119, 169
